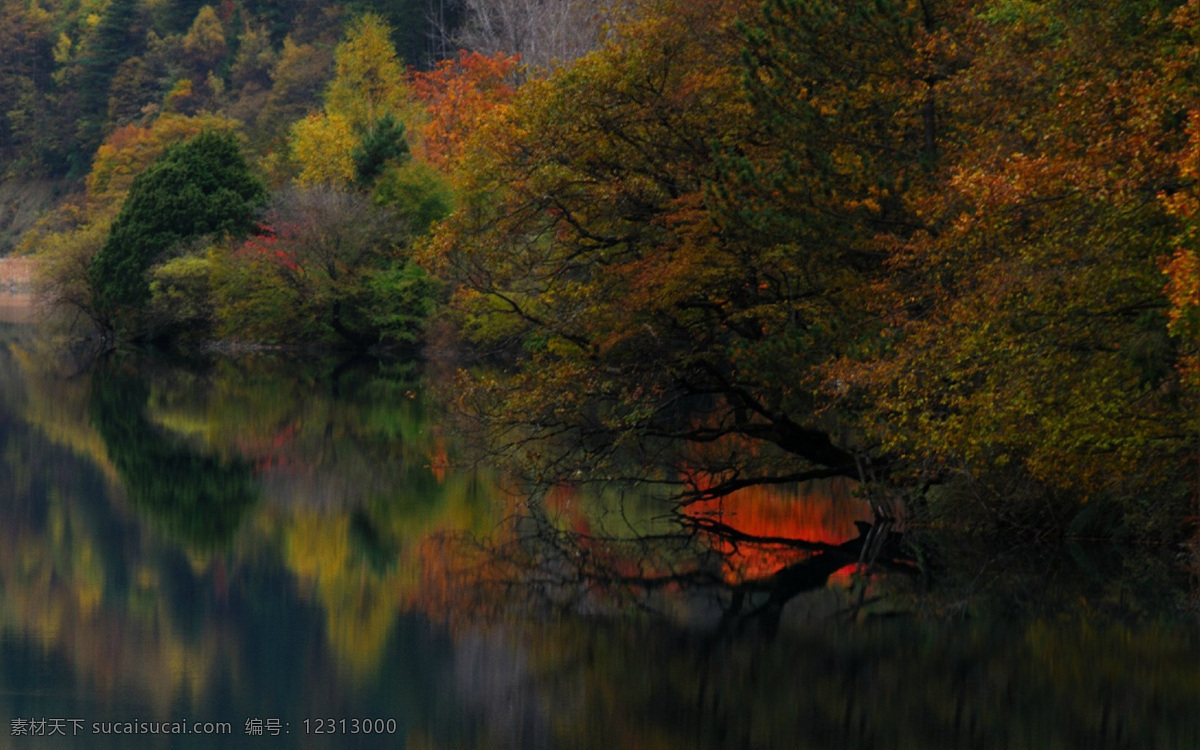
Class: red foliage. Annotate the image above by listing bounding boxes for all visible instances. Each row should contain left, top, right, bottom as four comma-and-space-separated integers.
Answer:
237, 223, 299, 271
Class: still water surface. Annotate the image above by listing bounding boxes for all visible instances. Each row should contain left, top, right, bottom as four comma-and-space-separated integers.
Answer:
1, 314, 1198, 749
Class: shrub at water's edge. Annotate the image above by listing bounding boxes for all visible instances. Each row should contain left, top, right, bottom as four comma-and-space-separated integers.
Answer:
86, 130, 265, 339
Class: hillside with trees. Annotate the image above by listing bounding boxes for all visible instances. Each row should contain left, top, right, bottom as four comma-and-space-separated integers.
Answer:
1, 0, 1197, 537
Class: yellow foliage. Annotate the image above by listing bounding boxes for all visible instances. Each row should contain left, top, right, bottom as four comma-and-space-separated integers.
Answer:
52, 31, 71, 63
290, 112, 357, 186
324, 13, 412, 131
27, 208, 109, 317
284, 14, 415, 188
164, 77, 195, 112
182, 5, 226, 68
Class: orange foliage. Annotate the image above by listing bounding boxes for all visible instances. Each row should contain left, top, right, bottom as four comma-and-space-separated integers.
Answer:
1160, 109, 1200, 389
86, 113, 241, 211
409, 50, 519, 169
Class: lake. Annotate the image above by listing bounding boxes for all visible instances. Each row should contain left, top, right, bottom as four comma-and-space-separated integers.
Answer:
1, 314, 1198, 749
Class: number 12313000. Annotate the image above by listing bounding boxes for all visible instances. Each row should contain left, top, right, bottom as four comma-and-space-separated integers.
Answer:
304, 719, 397, 734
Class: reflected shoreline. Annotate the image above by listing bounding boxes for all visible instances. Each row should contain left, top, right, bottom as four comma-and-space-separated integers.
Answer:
0, 291, 34, 324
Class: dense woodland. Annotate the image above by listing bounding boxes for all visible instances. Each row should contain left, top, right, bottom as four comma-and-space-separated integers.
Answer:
1, 0, 1197, 537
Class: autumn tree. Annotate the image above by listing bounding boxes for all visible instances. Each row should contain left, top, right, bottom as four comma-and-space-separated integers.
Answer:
409, 49, 519, 169
325, 13, 411, 129
87, 112, 242, 211
1162, 111, 1200, 391
432, 0, 1197, 534
181, 5, 229, 73
291, 111, 359, 185
290, 13, 415, 187
429, 0, 884, 497
823, 0, 1200, 527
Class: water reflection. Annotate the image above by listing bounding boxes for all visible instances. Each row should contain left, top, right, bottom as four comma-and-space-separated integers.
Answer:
0, 325, 1197, 748
0, 338, 484, 747
444, 612, 1200, 750
426, 482, 907, 640
89, 368, 258, 550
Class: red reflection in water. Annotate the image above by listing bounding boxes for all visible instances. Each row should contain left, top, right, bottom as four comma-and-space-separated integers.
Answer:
689, 479, 872, 583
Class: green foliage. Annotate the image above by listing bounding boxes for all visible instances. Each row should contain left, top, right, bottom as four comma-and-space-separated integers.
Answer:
362, 260, 440, 347
74, 0, 145, 161
147, 251, 216, 339
371, 159, 451, 234
89, 368, 258, 550
209, 244, 310, 343
353, 114, 410, 186
211, 185, 439, 349
87, 130, 266, 332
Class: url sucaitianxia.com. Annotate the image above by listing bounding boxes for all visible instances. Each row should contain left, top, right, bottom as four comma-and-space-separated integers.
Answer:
11, 718, 234, 737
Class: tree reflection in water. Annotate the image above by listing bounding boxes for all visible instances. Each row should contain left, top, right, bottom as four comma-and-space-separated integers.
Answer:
425, 486, 1200, 750
89, 367, 259, 550
425, 481, 912, 639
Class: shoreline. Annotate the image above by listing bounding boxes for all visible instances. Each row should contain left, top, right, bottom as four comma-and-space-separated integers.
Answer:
0, 256, 35, 294
0, 257, 37, 323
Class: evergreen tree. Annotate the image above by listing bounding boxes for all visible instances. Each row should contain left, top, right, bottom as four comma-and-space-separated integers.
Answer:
88, 131, 265, 331
165, 0, 210, 35
75, 0, 144, 161
353, 114, 410, 186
